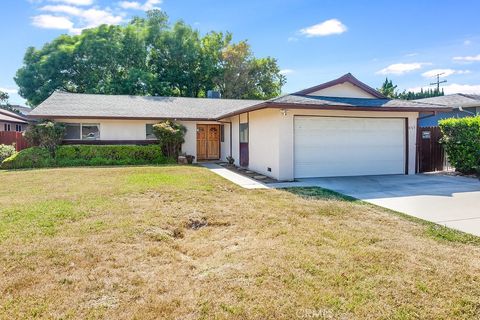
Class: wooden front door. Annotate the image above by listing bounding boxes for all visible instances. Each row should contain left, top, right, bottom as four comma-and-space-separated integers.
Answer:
197, 124, 220, 160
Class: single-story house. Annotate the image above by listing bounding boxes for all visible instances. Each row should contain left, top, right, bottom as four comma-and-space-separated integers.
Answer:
28, 73, 450, 180
417, 94, 480, 127
0, 108, 29, 132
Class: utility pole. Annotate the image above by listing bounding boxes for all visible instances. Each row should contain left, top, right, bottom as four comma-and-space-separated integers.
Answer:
430, 73, 447, 91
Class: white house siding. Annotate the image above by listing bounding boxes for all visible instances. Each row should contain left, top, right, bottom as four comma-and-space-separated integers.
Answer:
55, 118, 230, 163
308, 82, 377, 98
222, 108, 419, 181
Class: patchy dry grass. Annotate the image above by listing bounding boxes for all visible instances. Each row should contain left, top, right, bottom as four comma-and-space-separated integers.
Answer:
0, 166, 479, 319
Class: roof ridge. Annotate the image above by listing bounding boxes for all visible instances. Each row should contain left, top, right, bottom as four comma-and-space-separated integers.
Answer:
52, 91, 263, 103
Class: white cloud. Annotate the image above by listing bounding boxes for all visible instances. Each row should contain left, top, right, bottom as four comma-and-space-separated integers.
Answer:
421, 68, 471, 78
32, 14, 74, 30
279, 69, 294, 75
40, 4, 82, 15
300, 19, 347, 37
0, 87, 18, 94
453, 54, 480, 62
80, 8, 123, 27
408, 83, 480, 95
34, 5, 124, 34
49, 0, 94, 5
464, 40, 472, 46
287, 36, 298, 42
376, 62, 429, 75
119, 0, 161, 10
405, 52, 418, 57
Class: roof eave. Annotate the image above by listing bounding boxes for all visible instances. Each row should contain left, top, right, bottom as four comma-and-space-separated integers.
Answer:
27, 114, 218, 121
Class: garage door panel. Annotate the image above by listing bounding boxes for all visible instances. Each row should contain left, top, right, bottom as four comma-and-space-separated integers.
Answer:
294, 117, 405, 178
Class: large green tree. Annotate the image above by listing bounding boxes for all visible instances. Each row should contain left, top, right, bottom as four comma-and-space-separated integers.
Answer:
15, 10, 285, 107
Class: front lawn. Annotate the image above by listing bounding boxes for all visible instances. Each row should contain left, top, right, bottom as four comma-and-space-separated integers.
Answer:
1, 166, 479, 319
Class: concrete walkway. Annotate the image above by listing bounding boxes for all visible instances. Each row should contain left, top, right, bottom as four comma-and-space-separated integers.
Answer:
200, 163, 268, 189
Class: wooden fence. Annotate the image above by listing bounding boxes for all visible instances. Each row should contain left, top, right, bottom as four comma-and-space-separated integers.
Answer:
417, 126, 448, 173
0, 131, 29, 151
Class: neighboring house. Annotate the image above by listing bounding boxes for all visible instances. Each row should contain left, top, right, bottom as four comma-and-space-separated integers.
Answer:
29, 73, 449, 180
417, 94, 480, 127
9, 105, 33, 116
0, 108, 29, 132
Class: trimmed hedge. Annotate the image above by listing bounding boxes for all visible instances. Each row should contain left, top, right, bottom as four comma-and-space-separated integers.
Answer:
1, 145, 171, 169
439, 116, 480, 174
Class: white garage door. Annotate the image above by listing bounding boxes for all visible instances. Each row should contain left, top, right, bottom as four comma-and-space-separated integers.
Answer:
294, 116, 406, 178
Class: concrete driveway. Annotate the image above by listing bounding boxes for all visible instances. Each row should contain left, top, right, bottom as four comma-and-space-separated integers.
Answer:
273, 174, 480, 236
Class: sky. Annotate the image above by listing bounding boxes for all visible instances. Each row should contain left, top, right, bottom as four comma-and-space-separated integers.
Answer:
1, 0, 480, 105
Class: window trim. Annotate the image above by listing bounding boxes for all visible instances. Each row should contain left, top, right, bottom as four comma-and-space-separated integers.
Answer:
239, 123, 249, 143
63, 123, 100, 141
145, 124, 157, 140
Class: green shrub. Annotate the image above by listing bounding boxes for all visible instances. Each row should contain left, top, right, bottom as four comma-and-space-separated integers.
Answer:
1, 145, 171, 169
23, 121, 65, 156
0, 144, 16, 163
439, 117, 480, 174
152, 120, 187, 158
1, 147, 54, 169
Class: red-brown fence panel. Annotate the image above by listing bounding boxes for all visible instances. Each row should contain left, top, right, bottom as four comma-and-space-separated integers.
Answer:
417, 126, 446, 173
0, 131, 29, 151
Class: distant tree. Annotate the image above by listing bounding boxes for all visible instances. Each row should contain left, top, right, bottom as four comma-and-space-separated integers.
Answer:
378, 78, 398, 98
0, 90, 22, 114
397, 87, 444, 100
377, 78, 444, 100
15, 10, 286, 107
217, 41, 285, 99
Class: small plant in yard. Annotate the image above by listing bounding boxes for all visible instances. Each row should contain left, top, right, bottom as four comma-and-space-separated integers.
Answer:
185, 154, 195, 164
23, 121, 65, 157
226, 155, 235, 165
0, 144, 16, 163
152, 120, 187, 159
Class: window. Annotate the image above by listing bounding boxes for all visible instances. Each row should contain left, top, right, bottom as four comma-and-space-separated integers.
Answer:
63, 123, 99, 140
64, 123, 81, 140
15, 124, 22, 132
239, 123, 248, 143
4, 123, 11, 131
146, 124, 156, 140
81, 124, 100, 140
220, 125, 225, 142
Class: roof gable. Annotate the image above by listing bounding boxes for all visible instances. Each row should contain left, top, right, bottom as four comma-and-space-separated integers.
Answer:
294, 73, 386, 99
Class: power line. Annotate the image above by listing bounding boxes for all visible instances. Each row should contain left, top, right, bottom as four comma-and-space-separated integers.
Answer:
429, 73, 447, 91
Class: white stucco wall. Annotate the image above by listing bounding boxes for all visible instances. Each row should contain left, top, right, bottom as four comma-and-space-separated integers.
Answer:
309, 82, 376, 98
222, 108, 419, 181
55, 118, 230, 163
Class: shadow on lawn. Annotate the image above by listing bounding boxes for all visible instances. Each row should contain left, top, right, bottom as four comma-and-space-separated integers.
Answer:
285, 186, 360, 203
284, 186, 480, 246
